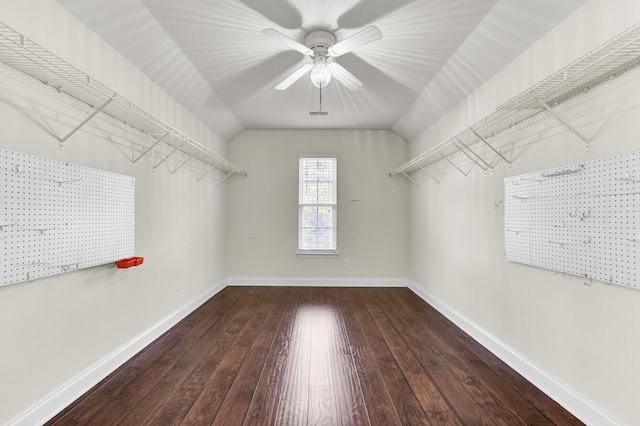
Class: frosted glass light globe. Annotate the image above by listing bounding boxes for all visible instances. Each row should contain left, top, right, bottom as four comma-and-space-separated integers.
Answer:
310, 56, 332, 88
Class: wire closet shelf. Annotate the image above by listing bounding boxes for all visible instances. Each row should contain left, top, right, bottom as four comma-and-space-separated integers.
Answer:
0, 22, 246, 185
390, 22, 640, 186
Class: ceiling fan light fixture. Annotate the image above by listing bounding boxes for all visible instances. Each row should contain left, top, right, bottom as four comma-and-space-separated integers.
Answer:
310, 54, 332, 88
264, 27, 381, 91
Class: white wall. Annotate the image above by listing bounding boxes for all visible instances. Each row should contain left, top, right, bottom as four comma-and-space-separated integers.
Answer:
0, 1, 229, 423
409, 1, 640, 424
226, 129, 409, 282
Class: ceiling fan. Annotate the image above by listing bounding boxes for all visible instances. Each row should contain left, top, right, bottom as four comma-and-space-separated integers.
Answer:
262, 25, 383, 91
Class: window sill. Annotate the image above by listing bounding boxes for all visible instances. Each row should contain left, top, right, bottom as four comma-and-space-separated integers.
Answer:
297, 250, 338, 258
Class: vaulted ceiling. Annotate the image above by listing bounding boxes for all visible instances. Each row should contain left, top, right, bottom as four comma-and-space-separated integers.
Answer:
56, 0, 586, 143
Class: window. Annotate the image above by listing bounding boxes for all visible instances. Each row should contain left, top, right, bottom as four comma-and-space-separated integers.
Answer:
298, 156, 337, 255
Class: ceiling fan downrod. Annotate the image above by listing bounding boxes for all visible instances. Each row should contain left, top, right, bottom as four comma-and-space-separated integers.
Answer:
309, 85, 328, 116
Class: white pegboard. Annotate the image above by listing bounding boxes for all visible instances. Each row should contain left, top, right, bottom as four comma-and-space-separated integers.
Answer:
505, 151, 640, 289
1, 148, 135, 286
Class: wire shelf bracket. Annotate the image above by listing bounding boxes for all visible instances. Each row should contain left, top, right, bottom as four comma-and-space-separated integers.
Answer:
453, 138, 490, 171
152, 142, 184, 171
170, 157, 192, 175
536, 99, 591, 147
440, 151, 470, 176
132, 131, 169, 164
59, 92, 116, 148
197, 166, 215, 183
470, 129, 512, 165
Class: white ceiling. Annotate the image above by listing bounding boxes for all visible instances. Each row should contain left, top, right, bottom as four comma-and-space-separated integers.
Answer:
56, 0, 586, 143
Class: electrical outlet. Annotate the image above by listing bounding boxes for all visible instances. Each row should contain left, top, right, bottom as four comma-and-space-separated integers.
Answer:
344, 258, 350, 268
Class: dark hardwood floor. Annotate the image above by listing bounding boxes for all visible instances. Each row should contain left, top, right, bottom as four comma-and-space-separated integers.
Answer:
46, 287, 583, 425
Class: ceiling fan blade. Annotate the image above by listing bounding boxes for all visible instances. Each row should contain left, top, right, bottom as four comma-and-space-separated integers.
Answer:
275, 63, 313, 90
337, 0, 412, 29
238, 0, 301, 30
262, 28, 312, 56
328, 25, 382, 57
327, 62, 363, 91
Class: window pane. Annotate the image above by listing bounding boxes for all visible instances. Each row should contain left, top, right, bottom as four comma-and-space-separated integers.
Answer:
317, 182, 334, 204
318, 206, 333, 228
317, 159, 334, 181
302, 206, 318, 227
302, 181, 318, 204
303, 160, 317, 181
317, 228, 334, 249
301, 227, 317, 249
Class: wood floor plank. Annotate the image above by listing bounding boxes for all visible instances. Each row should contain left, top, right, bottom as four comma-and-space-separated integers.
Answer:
273, 287, 314, 424
79, 335, 200, 425
125, 289, 263, 426
332, 287, 403, 426
147, 387, 201, 426
321, 288, 369, 426
370, 289, 496, 426
180, 288, 280, 424
381, 288, 529, 426
347, 288, 414, 396
243, 287, 303, 425
94, 289, 257, 425
117, 314, 222, 425
180, 288, 245, 341
354, 288, 463, 425
389, 393, 432, 426
212, 287, 291, 425
47, 287, 581, 426
276, 288, 313, 404
275, 400, 308, 426
126, 289, 263, 425
308, 385, 338, 426
309, 298, 333, 385
180, 288, 265, 389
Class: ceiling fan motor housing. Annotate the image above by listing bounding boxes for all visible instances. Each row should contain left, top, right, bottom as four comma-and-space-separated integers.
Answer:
305, 30, 335, 55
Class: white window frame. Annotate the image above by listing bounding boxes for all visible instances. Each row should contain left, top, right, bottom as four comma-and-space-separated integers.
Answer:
297, 156, 337, 257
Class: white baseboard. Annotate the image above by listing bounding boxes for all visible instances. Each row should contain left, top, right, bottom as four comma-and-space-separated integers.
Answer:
8, 280, 228, 426
226, 276, 410, 287
407, 281, 620, 426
